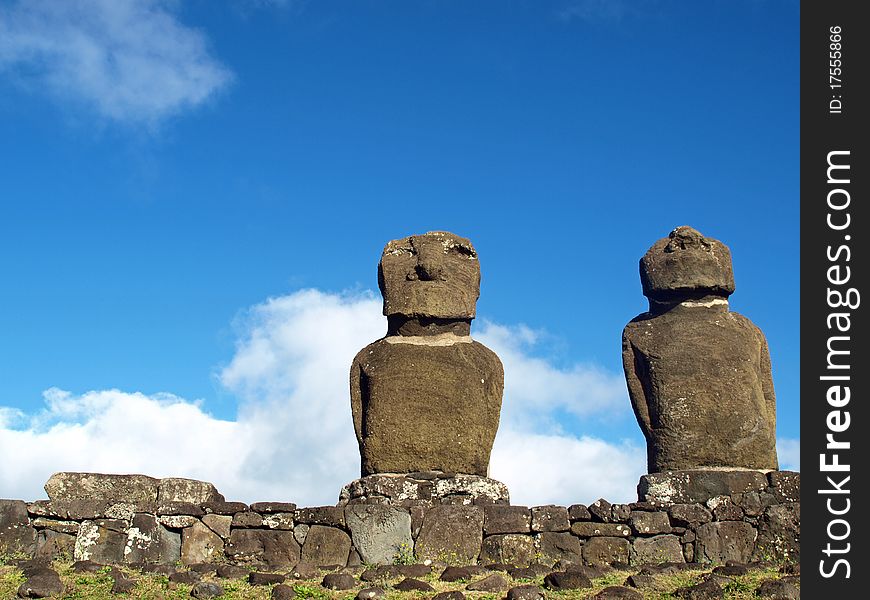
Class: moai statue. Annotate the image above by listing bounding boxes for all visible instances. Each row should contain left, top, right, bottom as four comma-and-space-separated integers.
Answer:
622, 226, 778, 474
345, 231, 507, 504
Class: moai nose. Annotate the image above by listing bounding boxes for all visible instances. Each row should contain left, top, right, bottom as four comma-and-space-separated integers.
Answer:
411, 237, 446, 281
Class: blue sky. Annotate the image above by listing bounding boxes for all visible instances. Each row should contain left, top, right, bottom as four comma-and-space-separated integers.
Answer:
0, 0, 799, 505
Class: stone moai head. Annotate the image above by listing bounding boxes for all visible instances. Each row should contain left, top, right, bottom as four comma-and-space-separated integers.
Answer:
640, 226, 735, 305
378, 231, 481, 320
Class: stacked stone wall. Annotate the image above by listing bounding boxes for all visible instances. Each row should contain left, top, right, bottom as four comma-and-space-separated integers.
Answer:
1, 471, 799, 570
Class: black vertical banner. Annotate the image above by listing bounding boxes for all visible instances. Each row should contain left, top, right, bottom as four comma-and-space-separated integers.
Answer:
801, 1, 869, 596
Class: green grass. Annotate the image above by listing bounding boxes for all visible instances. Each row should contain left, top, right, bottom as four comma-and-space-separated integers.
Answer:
0, 557, 797, 599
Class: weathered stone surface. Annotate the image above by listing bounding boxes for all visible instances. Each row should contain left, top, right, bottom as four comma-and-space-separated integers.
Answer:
216, 564, 249, 579
752, 503, 800, 563
272, 584, 298, 600
768, 472, 800, 503
300, 525, 351, 567
669, 504, 713, 527
588, 499, 613, 522
484, 506, 530, 534
571, 522, 631, 538
233, 512, 265, 528
694, 521, 757, 564
202, 501, 248, 515
757, 579, 800, 599
440, 565, 487, 581
45, 472, 160, 502
35, 529, 76, 559
433, 592, 464, 600
530, 506, 569, 532
630, 511, 671, 535
251, 502, 297, 513
17, 568, 64, 598
294, 523, 310, 546
631, 535, 684, 565
158, 478, 224, 504
582, 537, 631, 567
181, 521, 224, 565
191, 581, 225, 599
263, 513, 294, 530
357, 587, 385, 600
415, 505, 484, 563
395, 577, 435, 592
568, 504, 592, 521
295, 506, 346, 528
708, 496, 743, 521
351, 231, 503, 477
479, 534, 535, 566
1, 499, 36, 556
611, 504, 632, 523
624, 227, 777, 472
170, 570, 202, 585
673, 578, 723, 599
202, 514, 233, 540
507, 584, 546, 600
639, 470, 769, 504
156, 501, 204, 516
158, 515, 198, 529
535, 532, 582, 566
250, 572, 286, 586
467, 573, 508, 592
351, 340, 503, 476
74, 520, 127, 563
543, 570, 592, 590
594, 586, 644, 600
227, 529, 300, 569
345, 504, 413, 565
125, 513, 180, 564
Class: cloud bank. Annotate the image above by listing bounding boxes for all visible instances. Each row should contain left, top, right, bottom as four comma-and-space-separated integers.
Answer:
0, 0, 232, 125
1, 288, 796, 506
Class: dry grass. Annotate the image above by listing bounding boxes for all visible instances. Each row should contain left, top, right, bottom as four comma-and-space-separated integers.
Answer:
0, 557, 796, 599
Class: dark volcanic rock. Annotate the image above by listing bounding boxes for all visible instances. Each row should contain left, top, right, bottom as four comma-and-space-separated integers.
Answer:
695, 521, 756, 564
415, 505, 484, 563
582, 536, 631, 566
169, 571, 202, 585
301, 525, 351, 567
543, 570, 592, 590
593, 586, 644, 599
535, 531, 582, 565
479, 533, 535, 566
757, 579, 800, 599
440, 565, 487, 581
394, 577, 435, 592
674, 578, 724, 599
1, 500, 36, 557
344, 504, 412, 565
272, 584, 298, 600
356, 587, 385, 600
322, 572, 357, 590
191, 581, 226, 599
249, 572, 286, 586
506, 585, 546, 600
530, 505, 570, 532
484, 506, 531, 534
226, 529, 300, 569
433, 592, 465, 600
216, 564, 249, 579
351, 231, 504, 476
624, 226, 778, 472
466, 573, 508, 592
16, 569, 64, 598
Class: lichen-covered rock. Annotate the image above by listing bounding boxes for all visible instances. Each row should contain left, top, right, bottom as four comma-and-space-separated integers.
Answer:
668, 504, 713, 527
752, 503, 800, 563
74, 520, 128, 563
350, 232, 504, 477
415, 505, 484, 563
631, 534, 684, 565
768, 472, 800, 503
345, 504, 413, 565
124, 513, 180, 564
629, 511, 671, 535
694, 521, 757, 563
530, 506, 570, 532
582, 537, 630, 566
158, 478, 224, 504
181, 521, 224, 564
1, 499, 36, 556
623, 226, 778, 472
300, 525, 352, 567
534, 532, 582, 566
479, 534, 535, 566
570, 522, 631, 538
45, 473, 160, 503
295, 506, 346, 528
226, 529, 300, 569
201, 514, 232, 540
639, 470, 769, 504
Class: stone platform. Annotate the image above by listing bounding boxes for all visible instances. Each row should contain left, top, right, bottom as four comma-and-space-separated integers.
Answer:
339, 472, 510, 507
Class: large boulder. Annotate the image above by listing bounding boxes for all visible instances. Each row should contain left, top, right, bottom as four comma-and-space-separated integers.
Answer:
1, 499, 36, 556
45, 473, 160, 503
181, 521, 225, 564
300, 525, 352, 567
158, 478, 224, 504
74, 520, 128, 563
125, 513, 181, 564
415, 505, 484, 564
226, 529, 300, 569
638, 470, 769, 505
694, 521, 757, 563
345, 504, 413, 565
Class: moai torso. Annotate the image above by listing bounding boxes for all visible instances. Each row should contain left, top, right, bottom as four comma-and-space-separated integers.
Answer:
622, 227, 778, 473
350, 232, 504, 476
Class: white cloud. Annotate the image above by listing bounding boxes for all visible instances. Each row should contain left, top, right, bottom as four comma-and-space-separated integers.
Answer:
0, 0, 232, 125
0, 289, 642, 506
777, 437, 800, 471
